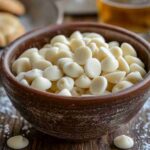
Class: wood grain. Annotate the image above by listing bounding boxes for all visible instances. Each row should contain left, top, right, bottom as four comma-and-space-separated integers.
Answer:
0, 15, 150, 150
0, 85, 150, 150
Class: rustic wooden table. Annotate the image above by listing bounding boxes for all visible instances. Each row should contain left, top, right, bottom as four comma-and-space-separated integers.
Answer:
0, 15, 150, 150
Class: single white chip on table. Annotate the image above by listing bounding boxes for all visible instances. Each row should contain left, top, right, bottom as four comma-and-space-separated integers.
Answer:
12, 31, 147, 97
7, 135, 29, 149
114, 135, 134, 149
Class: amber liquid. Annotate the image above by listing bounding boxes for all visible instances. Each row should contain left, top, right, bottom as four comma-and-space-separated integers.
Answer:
97, 0, 150, 33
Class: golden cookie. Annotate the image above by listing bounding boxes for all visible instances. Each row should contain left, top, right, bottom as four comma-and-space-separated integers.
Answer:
0, 0, 25, 16
0, 13, 25, 47
0, 31, 6, 47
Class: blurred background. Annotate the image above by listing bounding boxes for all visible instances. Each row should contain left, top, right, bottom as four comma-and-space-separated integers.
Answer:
59, 0, 150, 41
0, 0, 150, 46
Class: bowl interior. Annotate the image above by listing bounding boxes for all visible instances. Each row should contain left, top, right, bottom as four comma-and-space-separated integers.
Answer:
2, 23, 150, 104
7, 23, 150, 72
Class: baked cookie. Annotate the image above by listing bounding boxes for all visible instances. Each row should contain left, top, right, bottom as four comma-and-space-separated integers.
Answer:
0, 13, 25, 47
0, 0, 25, 16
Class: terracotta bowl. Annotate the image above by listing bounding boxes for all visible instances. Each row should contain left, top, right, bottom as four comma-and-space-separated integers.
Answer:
1, 23, 150, 140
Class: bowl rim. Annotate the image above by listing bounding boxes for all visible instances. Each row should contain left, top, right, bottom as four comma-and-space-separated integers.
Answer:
1, 22, 150, 105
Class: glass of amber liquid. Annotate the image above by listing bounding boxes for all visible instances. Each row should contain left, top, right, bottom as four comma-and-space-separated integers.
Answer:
97, 0, 150, 41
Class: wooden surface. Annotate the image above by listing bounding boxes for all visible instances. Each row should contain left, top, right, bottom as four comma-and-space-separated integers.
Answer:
0, 86, 150, 150
0, 14, 150, 150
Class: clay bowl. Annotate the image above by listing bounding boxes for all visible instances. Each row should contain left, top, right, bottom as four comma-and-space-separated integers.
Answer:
1, 23, 150, 140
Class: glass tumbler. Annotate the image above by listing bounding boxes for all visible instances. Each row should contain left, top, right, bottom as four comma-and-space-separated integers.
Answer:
97, 0, 150, 41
